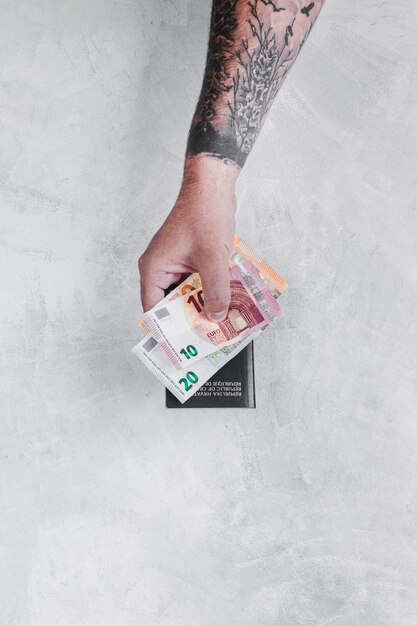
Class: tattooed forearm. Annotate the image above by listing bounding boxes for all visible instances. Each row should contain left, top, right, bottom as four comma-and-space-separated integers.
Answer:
187, 0, 325, 168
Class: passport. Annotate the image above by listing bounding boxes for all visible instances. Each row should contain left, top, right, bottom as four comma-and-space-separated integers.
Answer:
166, 341, 256, 409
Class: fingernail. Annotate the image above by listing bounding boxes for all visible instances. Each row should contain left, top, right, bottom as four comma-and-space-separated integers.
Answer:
208, 309, 228, 321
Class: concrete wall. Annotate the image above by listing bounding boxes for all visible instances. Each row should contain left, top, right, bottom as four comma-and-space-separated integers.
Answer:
1, 0, 416, 623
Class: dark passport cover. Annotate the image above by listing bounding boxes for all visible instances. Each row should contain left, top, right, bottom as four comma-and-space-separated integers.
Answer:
166, 341, 256, 409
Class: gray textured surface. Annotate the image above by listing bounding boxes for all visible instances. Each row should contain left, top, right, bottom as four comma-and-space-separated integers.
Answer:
1, 1, 417, 624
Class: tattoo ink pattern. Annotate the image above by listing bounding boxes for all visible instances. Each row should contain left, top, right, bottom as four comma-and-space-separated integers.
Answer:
260, 0, 286, 12
230, 2, 286, 157
195, 0, 239, 128
301, 2, 315, 17
187, 0, 240, 161
187, 0, 323, 168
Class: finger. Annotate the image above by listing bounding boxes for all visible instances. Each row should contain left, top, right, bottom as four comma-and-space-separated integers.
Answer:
140, 267, 182, 312
140, 281, 165, 313
198, 248, 231, 322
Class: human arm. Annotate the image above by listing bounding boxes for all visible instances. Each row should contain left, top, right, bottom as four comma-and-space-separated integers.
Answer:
138, 0, 325, 319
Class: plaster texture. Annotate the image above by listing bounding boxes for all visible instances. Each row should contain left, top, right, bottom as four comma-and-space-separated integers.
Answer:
1, 1, 417, 624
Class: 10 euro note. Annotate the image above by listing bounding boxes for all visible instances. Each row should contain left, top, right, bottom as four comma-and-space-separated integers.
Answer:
137, 272, 202, 335
137, 236, 288, 336
141, 261, 282, 371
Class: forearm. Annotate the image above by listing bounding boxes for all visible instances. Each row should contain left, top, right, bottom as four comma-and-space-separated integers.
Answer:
186, 0, 325, 170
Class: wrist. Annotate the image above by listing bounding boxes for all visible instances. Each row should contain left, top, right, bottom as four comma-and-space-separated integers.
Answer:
183, 153, 240, 192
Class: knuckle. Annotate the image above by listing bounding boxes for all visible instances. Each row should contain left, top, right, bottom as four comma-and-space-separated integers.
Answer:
138, 253, 147, 271
206, 243, 228, 260
195, 239, 228, 260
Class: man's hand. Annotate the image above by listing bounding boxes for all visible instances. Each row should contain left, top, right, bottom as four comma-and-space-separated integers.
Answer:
138, 155, 239, 321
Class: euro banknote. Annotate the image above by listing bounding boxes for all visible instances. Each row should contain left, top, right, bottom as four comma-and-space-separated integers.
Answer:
132, 327, 263, 403
132, 237, 288, 402
137, 236, 287, 335
137, 272, 202, 335
232, 236, 288, 297
141, 261, 282, 370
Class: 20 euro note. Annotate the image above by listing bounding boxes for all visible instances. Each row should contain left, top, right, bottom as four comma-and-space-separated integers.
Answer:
141, 261, 282, 371
132, 328, 263, 404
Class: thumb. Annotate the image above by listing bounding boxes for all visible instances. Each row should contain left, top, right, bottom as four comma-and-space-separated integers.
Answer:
198, 248, 231, 322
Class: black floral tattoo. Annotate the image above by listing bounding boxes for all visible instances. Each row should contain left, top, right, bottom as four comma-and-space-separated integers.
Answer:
187, 0, 323, 168
187, 0, 240, 163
